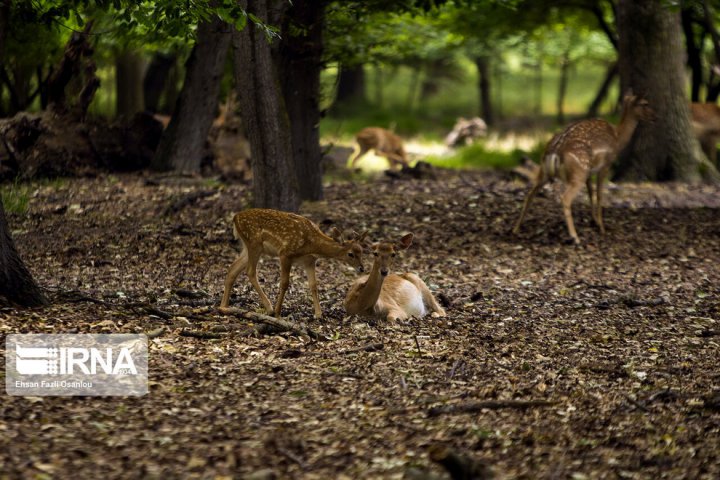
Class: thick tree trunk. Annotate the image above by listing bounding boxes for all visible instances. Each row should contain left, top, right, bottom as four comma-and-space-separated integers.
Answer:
233, 0, 300, 212
143, 52, 176, 113
0, 198, 46, 307
279, 0, 324, 201
682, 7, 704, 102
115, 50, 145, 117
615, 0, 719, 182
335, 64, 365, 106
586, 62, 617, 118
474, 56, 494, 126
151, 18, 231, 172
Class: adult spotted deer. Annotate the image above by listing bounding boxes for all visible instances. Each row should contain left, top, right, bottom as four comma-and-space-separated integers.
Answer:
344, 234, 446, 321
220, 209, 367, 318
690, 102, 720, 166
513, 93, 654, 244
350, 127, 409, 169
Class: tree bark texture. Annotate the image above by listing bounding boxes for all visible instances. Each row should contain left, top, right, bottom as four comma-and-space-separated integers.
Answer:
0, 198, 46, 307
279, 0, 325, 201
233, 0, 300, 212
615, 0, 718, 182
152, 17, 231, 172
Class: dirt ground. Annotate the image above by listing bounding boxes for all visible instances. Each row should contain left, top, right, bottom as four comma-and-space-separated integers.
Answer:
1, 169, 719, 479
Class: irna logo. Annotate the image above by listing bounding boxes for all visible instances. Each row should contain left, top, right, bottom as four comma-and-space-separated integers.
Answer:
15, 344, 138, 375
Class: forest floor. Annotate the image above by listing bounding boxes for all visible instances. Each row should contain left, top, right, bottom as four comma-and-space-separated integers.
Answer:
1, 168, 720, 479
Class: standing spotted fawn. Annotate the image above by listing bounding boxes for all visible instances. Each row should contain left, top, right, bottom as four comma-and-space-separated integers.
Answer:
513, 93, 655, 244
220, 209, 367, 318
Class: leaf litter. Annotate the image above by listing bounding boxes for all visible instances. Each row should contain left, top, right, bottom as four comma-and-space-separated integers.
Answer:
1, 169, 719, 479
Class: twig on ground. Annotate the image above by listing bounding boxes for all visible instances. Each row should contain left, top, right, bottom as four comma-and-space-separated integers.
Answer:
340, 342, 384, 355
179, 330, 225, 339
428, 399, 558, 417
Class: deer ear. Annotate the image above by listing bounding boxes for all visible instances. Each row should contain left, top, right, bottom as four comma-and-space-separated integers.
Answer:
396, 233, 414, 250
329, 227, 344, 243
357, 230, 369, 243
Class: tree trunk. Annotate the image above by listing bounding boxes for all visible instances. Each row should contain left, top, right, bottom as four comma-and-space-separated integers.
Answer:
279, 0, 325, 202
335, 64, 365, 106
0, 198, 46, 307
115, 50, 145, 117
556, 52, 570, 124
586, 61, 617, 118
474, 56, 494, 126
143, 52, 176, 113
233, 0, 300, 212
682, 7, 704, 102
615, 0, 719, 182
374, 65, 384, 108
533, 58, 543, 116
151, 18, 231, 172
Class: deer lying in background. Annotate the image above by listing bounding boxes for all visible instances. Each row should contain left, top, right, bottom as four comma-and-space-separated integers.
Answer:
513, 93, 655, 244
350, 127, 409, 170
690, 102, 720, 166
344, 234, 446, 321
220, 209, 367, 318
444, 117, 488, 148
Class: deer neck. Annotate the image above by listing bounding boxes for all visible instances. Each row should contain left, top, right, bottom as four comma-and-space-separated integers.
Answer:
353, 260, 387, 313
615, 109, 641, 152
311, 235, 347, 259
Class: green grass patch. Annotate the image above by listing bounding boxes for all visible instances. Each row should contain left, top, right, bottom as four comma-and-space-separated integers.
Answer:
424, 142, 543, 170
1, 180, 31, 214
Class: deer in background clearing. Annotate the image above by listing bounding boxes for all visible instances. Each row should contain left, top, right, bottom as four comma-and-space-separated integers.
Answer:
344, 234, 446, 321
350, 127, 409, 170
513, 92, 655, 244
690, 102, 720, 167
220, 209, 367, 318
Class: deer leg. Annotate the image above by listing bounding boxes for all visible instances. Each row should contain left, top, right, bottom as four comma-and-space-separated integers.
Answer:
273, 257, 293, 317
300, 257, 322, 318
586, 176, 598, 226
350, 145, 370, 168
400, 273, 446, 317
595, 167, 609, 235
561, 178, 585, 244
220, 247, 248, 308
513, 180, 544, 234
246, 250, 273, 314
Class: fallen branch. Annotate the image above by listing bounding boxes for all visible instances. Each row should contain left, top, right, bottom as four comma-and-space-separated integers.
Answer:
220, 306, 322, 340
340, 342, 384, 355
179, 329, 225, 339
428, 399, 558, 417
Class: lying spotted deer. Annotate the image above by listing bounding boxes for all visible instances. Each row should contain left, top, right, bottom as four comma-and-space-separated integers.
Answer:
344, 234, 446, 321
350, 127, 409, 170
690, 102, 720, 166
513, 92, 655, 244
220, 209, 367, 318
